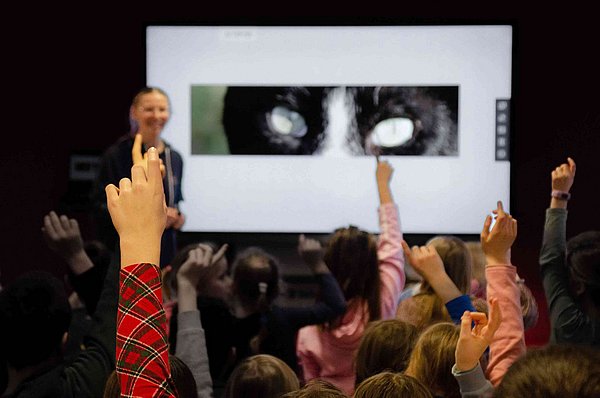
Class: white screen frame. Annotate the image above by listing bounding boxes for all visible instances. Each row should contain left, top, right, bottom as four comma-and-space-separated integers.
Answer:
146, 24, 513, 234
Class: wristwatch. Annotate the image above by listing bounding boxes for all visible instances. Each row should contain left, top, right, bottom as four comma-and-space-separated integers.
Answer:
551, 190, 571, 201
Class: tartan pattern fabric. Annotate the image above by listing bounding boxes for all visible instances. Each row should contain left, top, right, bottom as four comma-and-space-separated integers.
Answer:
117, 263, 177, 397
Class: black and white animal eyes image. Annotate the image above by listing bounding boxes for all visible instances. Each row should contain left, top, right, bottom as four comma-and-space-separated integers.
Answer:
192, 85, 458, 156
222, 86, 329, 155
351, 86, 459, 156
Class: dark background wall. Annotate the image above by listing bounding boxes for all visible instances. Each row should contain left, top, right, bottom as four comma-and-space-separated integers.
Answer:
3, 9, 599, 347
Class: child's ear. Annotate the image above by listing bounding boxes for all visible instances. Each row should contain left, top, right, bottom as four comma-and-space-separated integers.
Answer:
61, 332, 69, 353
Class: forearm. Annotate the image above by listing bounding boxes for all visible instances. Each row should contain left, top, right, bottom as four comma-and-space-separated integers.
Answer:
377, 203, 405, 318
539, 208, 567, 269
452, 363, 495, 398
177, 310, 213, 398
177, 279, 198, 313
428, 272, 462, 304
485, 264, 525, 386
65, 249, 94, 275
120, 237, 161, 268
377, 179, 393, 204
117, 263, 176, 397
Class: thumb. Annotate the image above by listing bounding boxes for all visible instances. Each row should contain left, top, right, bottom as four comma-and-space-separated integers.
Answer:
567, 157, 576, 175
481, 215, 492, 241
401, 240, 412, 260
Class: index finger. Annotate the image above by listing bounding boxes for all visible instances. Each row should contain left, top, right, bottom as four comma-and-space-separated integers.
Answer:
132, 133, 144, 165
496, 200, 505, 217
401, 240, 412, 260
212, 243, 229, 265
470, 312, 488, 325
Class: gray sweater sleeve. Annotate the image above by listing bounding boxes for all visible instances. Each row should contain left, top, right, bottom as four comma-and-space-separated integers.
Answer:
176, 310, 213, 398
452, 363, 494, 398
539, 208, 599, 344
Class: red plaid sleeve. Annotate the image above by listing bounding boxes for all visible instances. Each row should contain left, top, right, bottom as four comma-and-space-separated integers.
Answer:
117, 263, 177, 397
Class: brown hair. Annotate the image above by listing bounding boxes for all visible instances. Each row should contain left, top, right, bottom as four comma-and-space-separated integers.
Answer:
355, 319, 418, 386
324, 226, 380, 322
281, 379, 348, 397
231, 247, 280, 311
354, 372, 433, 398
223, 354, 299, 398
405, 322, 461, 398
495, 344, 600, 398
103, 354, 197, 398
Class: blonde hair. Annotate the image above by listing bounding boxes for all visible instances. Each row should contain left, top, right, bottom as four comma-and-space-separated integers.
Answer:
405, 322, 461, 398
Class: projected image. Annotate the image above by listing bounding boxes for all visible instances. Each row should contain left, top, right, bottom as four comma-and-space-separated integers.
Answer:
191, 85, 458, 156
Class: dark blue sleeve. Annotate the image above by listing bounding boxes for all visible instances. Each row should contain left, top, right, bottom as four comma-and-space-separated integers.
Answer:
274, 273, 346, 329
446, 294, 476, 324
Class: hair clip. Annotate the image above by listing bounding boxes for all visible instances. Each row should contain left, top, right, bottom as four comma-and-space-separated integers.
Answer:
258, 282, 268, 294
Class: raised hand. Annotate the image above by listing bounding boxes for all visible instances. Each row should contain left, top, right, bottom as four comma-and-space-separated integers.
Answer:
551, 157, 576, 193
401, 240, 462, 303
42, 211, 84, 261
298, 234, 329, 275
401, 241, 445, 281
42, 211, 94, 275
177, 244, 228, 289
455, 297, 502, 372
376, 158, 393, 185
105, 146, 167, 267
376, 158, 394, 204
480, 201, 517, 265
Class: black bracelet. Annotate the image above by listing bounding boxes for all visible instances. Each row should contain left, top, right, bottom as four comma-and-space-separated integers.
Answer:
551, 190, 571, 201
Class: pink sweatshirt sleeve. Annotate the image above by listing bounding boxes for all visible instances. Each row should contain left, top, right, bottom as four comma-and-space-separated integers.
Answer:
377, 203, 405, 319
485, 264, 526, 386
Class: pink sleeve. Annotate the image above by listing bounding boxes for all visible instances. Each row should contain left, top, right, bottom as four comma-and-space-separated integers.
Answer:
296, 330, 321, 382
485, 264, 526, 386
377, 203, 405, 319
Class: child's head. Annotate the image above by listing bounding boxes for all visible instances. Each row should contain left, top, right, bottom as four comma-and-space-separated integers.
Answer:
355, 319, 418, 386
169, 242, 232, 303
426, 236, 472, 294
405, 322, 461, 398
354, 372, 432, 398
566, 230, 600, 309
282, 379, 348, 398
231, 247, 280, 310
324, 226, 380, 321
0, 271, 71, 370
495, 344, 600, 398
224, 354, 299, 398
